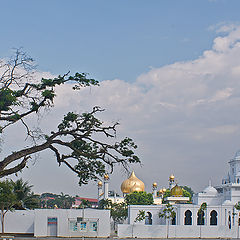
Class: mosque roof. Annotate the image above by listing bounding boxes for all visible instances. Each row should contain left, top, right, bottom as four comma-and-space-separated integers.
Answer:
203, 181, 218, 195
120, 171, 145, 194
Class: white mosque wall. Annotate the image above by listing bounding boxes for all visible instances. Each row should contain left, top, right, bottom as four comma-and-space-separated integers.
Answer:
118, 224, 238, 238
128, 204, 238, 228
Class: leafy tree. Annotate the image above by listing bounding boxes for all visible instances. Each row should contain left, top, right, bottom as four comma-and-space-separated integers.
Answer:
40, 192, 74, 209
78, 199, 91, 209
181, 186, 195, 198
0, 180, 18, 233
197, 202, 207, 225
110, 202, 128, 224
12, 178, 40, 209
98, 199, 112, 209
134, 210, 146, 223
98, 199, 127, 226
0, 50, 140, 185
125, 191, 153, 205
159, 203, 176, 238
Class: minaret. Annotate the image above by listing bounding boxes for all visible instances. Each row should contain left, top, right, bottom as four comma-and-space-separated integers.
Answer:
169, 174, 175, 189
103, 173, 109, 199
97, 181, 103, 201
152, 182, 157, 198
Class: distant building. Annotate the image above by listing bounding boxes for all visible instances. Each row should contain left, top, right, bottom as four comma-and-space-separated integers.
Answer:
73, 197, 98, 208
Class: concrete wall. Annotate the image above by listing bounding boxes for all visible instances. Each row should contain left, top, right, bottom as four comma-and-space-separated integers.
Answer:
0, 210, 34, 233
118, 224, 239, 238
34, 208, 110, 237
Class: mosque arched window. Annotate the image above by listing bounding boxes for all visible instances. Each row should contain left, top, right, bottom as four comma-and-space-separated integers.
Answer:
172, 212, 176, 225
210, 210, 217, 225
145, 212, 152, 225
197, 210, 205, 225
184, 210, 192, 225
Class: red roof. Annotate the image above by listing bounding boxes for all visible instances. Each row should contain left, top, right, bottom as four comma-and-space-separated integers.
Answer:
75, 197, 98, 203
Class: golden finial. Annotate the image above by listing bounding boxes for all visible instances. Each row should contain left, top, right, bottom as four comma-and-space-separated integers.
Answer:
104, 173, 109, 180
152, 182, 157, 188
98, 181, 103, 187
169, 174, 175, 181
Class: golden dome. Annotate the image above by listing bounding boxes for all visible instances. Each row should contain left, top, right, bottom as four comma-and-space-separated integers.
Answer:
169, 174, 175, 181
162, 188, 166, 193
121, 171, 145, 194
104, 174, 109, 180
170, 185, 183, 197
158, 189, 163, 195
98, 181, 103, 187
152, 182, 157, 188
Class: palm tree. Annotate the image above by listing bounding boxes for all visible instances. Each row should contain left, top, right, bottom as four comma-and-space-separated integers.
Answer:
12, 179, 39, 209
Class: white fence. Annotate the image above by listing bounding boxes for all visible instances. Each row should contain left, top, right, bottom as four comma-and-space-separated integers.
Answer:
118, 224, 239, 238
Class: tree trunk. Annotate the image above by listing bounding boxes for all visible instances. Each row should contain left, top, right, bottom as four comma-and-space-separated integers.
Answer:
1, 210, 5, 234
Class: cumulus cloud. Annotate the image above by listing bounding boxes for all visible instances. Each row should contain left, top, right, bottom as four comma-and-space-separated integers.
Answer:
3, 25, 240, 196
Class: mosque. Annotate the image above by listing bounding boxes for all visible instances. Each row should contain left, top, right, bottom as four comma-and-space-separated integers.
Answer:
97, 149, 240, 239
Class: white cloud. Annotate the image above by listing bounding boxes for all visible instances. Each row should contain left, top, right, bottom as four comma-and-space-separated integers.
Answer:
4, 25, 240, 196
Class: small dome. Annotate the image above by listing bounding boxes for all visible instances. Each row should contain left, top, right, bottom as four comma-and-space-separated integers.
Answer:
121, 171, 145, 194
203, 181, 217, 195
234, 150, 240, 159
152, 182, 157, 188
158, 189, 163, 194
222, 200, 232, 205
171, 185, 183, 197
162, 188, 166, 193
203, 186, 217, 195
104, 174, 109, 180
98, 181, 103, 187
169, 174, 175, 181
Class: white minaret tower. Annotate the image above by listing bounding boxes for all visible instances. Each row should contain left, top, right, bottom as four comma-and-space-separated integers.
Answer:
152, 182, 157, 198
229, 151, 240, 183
169, 174, 175, 189
97, 181, 103, 201
103, 174, 109, 199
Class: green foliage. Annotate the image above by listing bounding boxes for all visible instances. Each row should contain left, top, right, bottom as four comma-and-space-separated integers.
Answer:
0, 89, 17, 111
110, 202, 128, 223
40, 192, 75, 209
0, 180, 17, 211
198, 202, 207, 213
162, 189, 171, 203
134, 210, 146, 223
98, 199, 127, 223
125, 191, 154, 205
181, 186, 195, 197
159, 203, 176, 220
12, 178, 40, 209
0, 180, 18, 233
78, 199, 91, 209
235, 202, 240, 211
98, 199, 112, 209
0, 50, 140, 185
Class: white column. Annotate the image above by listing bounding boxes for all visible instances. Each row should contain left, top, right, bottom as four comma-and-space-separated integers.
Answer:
104, 179, 109, 199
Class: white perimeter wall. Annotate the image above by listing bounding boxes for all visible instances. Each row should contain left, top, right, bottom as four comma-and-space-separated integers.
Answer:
0, 210, 34, 233
34, 208, 110, 237
118, 224, 239, 238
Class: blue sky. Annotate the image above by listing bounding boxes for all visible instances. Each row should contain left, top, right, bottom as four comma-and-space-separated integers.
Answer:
1, 0, 239, 82
3, 1, 240, 196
